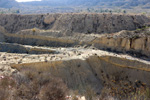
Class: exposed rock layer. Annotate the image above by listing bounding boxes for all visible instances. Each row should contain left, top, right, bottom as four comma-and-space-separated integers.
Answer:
0, 42, 55, 54
92, 30, 150, 59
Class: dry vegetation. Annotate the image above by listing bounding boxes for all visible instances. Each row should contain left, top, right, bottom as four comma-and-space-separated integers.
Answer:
0, 71, 68, 100
99, 87, 150, 100
1, 74, 150, 100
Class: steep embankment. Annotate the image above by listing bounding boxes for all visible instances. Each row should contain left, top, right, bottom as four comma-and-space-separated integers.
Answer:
92, 29, 150, 59
12, 55, 150, 95
0, 14, 149, 33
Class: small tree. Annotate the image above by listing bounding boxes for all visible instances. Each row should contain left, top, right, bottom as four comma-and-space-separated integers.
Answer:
123, 10, 127, 14
16, 10, 20, 14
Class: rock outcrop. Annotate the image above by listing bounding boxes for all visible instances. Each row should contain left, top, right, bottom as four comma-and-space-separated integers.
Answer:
92, 29, 150, 59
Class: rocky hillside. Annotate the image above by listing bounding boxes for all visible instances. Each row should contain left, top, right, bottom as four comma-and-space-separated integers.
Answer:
21, 0, 150, 8
0, 13, 149, 33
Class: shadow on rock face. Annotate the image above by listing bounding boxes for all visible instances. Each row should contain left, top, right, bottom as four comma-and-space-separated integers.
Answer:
0, 42, 56, 54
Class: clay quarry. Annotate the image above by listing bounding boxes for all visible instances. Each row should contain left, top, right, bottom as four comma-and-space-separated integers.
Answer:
0, 13, 150, 100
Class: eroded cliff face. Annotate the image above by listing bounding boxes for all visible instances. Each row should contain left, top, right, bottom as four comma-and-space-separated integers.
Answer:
0, 13, 149, 34
92, 29, 150, 59
12, 55, 150, 95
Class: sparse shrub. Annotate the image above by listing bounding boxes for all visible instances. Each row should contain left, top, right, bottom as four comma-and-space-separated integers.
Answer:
84, 86, 96, 100
72, 90, 79, 100
16, 66, 68, 100
0, 76, 16, 89
0, 88, 9, 100
0, 72, 68, 100
38, 78, 67, 100
15, 83, 37, 100
0, 76, 17, 100
132, 35, 140, 40
146, 88, 150, 99
32, 28, 36, 32
72, 95, 79, 100
99, 86, 150, 100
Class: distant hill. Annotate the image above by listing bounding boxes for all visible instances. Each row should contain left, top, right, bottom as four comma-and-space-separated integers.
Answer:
21, 0, 150, 8
0, 0, 19, 8
1, 0, 149, 14
0, 0, 149, 9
